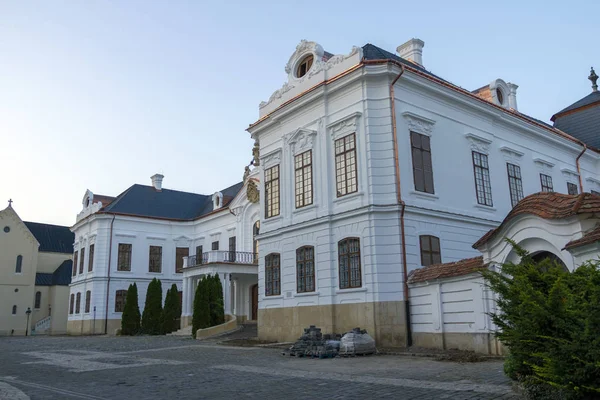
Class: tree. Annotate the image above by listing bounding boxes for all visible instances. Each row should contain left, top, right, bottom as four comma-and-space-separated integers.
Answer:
192, 277, 210, 337
209, 274, 225, 326
482, 240, 600, 399
161, 284, 181, 334
142, 278, 163, 335
121, 283, 141, 335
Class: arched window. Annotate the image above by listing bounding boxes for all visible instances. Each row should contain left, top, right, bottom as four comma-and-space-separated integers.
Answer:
75, 292, 81, 314
419, 235, 441, 267
12, 305, 17, 315
338, 238, 361, 289
296, 246, 315, 293
265, 253, 280, 296
69, 294, 75, 314
85, 291, 91, 313
34, 291, 42, 309
15, 255, 22, 273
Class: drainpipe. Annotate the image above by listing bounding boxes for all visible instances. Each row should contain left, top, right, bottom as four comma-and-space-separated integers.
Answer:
576, 144, 587, 193
104, 215, 116, 334
388, 62, 412, 347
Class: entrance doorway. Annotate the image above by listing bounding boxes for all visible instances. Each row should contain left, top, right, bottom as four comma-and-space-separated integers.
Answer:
251, 284, 258, 321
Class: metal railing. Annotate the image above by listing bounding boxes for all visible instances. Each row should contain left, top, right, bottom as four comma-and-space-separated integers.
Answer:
186, 251, 258, 268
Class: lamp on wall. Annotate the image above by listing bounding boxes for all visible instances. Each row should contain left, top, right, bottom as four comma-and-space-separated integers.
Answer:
25, 307, 32, 336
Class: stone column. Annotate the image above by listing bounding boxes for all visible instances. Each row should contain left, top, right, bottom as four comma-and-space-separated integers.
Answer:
232, 278, 238, 316
223, 273, 231, 316
182, 278, 189, 316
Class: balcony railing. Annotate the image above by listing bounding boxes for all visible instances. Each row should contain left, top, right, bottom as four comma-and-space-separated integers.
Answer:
185, 251, 258, 268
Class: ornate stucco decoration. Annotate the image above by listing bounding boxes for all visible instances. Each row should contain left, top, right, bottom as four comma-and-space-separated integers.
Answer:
246, 180, 259, 204
307, 46, 362, 80
261, 149, 282, 169
499, 145, 524, 163
533, 158, 555, 169
402, 112, 436, 136
464, 133, 492, 154
561, 168, 579, 180
243, 166, 251, 182
252, 140, 260, 166
328, 112, 362, 140
285, 128, 317, 155
284, 40, 325, 76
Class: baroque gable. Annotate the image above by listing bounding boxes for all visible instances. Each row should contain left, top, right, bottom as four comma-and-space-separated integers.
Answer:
285, 128, 317, 155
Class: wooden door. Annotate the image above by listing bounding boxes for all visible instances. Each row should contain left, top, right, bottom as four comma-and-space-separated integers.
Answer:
251, 284, 258, 321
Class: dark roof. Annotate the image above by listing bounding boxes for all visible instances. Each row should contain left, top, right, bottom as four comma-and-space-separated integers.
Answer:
24, 222, 74, 253
101, 181, 244, 221
35, 260, 72, 286
553, 103, 600, 148
408, 256, 485, 284
552, 91, 600, 117
473, 192, 600, 248
564, 224, 600, 250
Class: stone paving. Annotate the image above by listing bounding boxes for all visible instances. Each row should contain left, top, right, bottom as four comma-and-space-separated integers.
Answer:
0, 335, 518, 399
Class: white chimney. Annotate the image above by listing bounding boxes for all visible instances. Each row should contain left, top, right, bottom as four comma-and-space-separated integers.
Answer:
507, 82, 519, 110
397, 38, 425, 66
151, 174, 164, 191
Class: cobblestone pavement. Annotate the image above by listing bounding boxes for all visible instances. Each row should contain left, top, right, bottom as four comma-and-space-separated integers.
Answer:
0, 336, 518, 399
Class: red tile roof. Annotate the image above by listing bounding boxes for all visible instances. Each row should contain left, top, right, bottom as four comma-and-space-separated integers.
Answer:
473, 192, 600, 249
564, 224, 600, 250
407, 256, 485, 284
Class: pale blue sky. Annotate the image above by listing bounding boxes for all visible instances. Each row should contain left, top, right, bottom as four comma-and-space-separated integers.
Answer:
1, 0, 597, 226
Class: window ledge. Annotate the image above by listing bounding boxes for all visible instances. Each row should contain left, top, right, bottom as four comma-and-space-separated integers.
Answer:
293, 203, 318, 214
293, 291, 319, 298
473, 203, 497, 212
332, 191, 364, 205
335, 287, 367, 294
262, 294, 284, 300
115, 270, 133, 273
263, 215, 283, 224
148, 272, 163, 275
410, 190, 439, 200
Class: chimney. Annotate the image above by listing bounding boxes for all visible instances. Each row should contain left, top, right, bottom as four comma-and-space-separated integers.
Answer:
397, 38, 425, 66
507, 83, 519, 110
151, 174, 164, 191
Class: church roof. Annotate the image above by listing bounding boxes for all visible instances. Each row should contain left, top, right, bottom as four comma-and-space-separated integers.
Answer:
35, 260, 72, 286
564, 224, 600, 250
99, 181, 244, 221
473, 192, 600, 249
24, 221, 74, 254
408, 256, 485, 284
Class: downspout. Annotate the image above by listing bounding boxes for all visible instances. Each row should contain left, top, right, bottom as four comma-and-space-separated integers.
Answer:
104, 215, 116, 334
576, 144, 587, 193
388, 62, 412, 347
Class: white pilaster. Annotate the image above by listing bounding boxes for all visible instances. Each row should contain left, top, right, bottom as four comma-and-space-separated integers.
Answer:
223, 273, 232, 315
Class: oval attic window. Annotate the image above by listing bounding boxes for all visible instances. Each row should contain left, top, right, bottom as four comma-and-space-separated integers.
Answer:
496, 88, 504, 105
3, 226, 9, 233
296, 55, 314, 78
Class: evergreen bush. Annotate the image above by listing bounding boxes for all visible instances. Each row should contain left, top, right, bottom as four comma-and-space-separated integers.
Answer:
192, 277, 210, 337
161, 284, 181, 334
141, 278, 163, 335
209, 274, 225, 326
121, 283, 141, 335
482, 241, 600, 399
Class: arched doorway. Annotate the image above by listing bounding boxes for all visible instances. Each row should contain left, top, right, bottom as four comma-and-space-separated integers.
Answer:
250, 284, 258, 321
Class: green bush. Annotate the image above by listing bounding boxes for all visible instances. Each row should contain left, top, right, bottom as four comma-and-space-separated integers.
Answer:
141, 278, 163, 335
482, 241, 600, 399
192, 277, 210, 336
121, 283, 141, 335
209, 274, 225, 326
161, 284, 181, 334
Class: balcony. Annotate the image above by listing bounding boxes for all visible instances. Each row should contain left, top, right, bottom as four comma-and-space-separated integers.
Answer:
184, 251, 258, 269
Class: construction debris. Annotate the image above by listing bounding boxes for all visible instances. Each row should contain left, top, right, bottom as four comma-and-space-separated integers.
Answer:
339, 328, 376, 356
283, 326, 375, 359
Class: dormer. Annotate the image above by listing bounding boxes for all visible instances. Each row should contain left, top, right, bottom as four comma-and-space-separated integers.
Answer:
212, 192, 223, 210
82, 190, 94, 208
472, 79, 518, 111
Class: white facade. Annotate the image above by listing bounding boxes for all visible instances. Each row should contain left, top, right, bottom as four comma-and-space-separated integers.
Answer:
68, 181, 259, 335
248, 39, 600, 346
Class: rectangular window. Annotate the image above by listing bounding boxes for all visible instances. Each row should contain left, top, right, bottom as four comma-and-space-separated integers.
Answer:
265, 253, 281, 296
75, 292, 81, 314
335, 133, 358, 197
420, 235, 442, 266
149, 246, 162, 273
69, 294, 74, 314
540, 174, 554, 192
88, 244, 95, 272
117, 244, 132, 271
211, 241, 219, 251
568, 182, 579, 195
228, 236, 236, 262
195, 245, 203, 265
338, 238, 361, 289
72, 251, 78, 276
114, 290, 127, 312
79, 248, 85, 274
175, 247, 188, 273
507, 163, 524, 207
296, 246, 315, 293
265, 165, 280, 218
472, 152, 493, 206
85, 290, 91, 313
35, 291, 41, 309
411, 132, 434, 194
295, 150, 313, 208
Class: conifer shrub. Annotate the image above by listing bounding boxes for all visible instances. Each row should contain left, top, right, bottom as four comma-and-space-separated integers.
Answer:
141, 278, 163, 335
192, 276, 210, 337
209, 274, 225, 326
121, 283, 141, 335
161, 284, 181, 334
482, 241, 600, 399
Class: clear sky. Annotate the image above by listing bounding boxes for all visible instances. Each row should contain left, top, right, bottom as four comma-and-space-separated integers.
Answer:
1, 0, 597, 226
